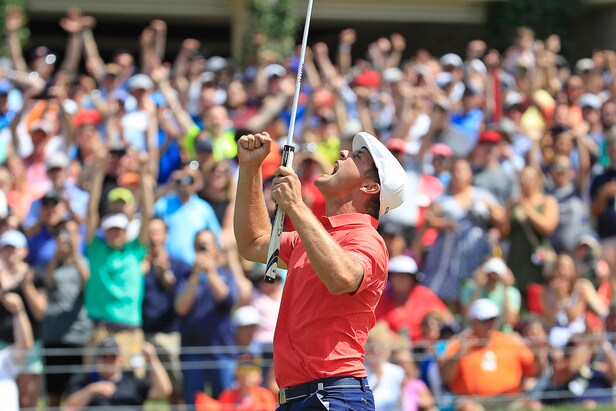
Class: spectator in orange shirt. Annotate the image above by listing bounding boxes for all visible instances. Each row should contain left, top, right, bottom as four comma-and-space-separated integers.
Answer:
439, 299, 547, 409
195, 354, 277, 411
375, 255, 453, 343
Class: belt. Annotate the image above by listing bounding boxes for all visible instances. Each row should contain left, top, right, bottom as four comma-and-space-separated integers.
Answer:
278, 376, 368, 404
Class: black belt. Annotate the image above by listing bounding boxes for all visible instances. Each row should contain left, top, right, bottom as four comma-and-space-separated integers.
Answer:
278, 376, 368, 404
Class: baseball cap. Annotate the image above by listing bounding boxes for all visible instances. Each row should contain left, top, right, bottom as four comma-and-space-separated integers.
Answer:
232, 306, 261, 327
195, 139, 214, 153
575, 58, 595, 74
45, 152, 70, 170
73, 109, 102, 127
107, 187, 135, 205
439, 53, 463, 68
207, 56, 228, 73
385, 138, 407, 154
430, 143, 453, 158
578, 93, 602, 110
354, 70, 381, 88
352, 132, 407, 215
478, 130, 501, 144
100, 213, 130, 231
105, 63, 121, 76
42, 189, 62, 204
468, 298, 500, 321
0, 230, 27, 249
482, 257, 508, 277
127, 74, 154, 91
388, 255, 423, 281
97, 336, 120, 357
503, 91, 523, 111
264, 64, 286, 79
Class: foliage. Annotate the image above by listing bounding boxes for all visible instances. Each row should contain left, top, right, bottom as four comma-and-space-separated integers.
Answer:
242, 0, 298, 68
0, 0, 28, 58
485, 0, 584, 57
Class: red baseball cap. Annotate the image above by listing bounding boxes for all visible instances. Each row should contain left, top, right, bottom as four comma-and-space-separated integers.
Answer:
385, 138, 407, 153
73, 109, 102, 127
354, 70, 381, 88
478, 130, 501, 144
430, 143, 453, 158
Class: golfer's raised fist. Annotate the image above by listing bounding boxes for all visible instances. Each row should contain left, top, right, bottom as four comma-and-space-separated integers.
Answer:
238, 132, 272, 166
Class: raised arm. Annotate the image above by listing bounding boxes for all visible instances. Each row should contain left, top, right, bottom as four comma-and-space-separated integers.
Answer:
81, 18, 106, 81
337, 29, 356, 76
86, 146, 107, 244
138, 153, 154, 246
143, 342, 172, 400
4, 7, 27, 73
233, 133, 275, 263
150, 20, 167, 64
58, 8, 85, 76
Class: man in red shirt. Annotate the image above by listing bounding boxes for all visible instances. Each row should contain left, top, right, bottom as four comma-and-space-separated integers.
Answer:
375, 255, 454, 342
234, 131, 407, 410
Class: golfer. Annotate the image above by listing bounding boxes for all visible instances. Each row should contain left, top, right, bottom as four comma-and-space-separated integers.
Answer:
234, 131, 407, 410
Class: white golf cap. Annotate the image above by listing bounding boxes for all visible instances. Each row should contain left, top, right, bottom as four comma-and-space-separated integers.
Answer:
233, 305, 261, 327
578, 93, 602, 110
352, 132, 407, 215
100, 213, 130, 231
439, 53, 463, 68
469, 298, 500, 321
388, 255, 419, 274
127, 74, 154, 91
0, 230, 27, 249
482, 257, 508, 277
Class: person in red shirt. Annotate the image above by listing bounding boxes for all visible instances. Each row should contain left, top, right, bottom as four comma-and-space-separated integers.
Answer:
234, 131, 407, 410
375, 255, 454, 343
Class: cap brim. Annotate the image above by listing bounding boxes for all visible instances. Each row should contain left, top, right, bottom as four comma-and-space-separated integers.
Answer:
352, 132, 407, 215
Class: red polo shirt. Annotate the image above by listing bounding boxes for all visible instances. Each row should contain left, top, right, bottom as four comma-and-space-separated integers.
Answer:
275, 213, 388, 388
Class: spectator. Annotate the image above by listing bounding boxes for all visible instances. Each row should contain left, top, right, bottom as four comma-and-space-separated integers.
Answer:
41, 218, 91, 407
590, 132, 616, 241
142, 217, 192, 406
23, 151, 88, 233
439, 298, 546, 409
247, 264, 282, 391
0, 229, 47, 409
0, 291, 34, 411
154, 165, 221, 264
506, 165, 559, 301
65, 337, 172, 409
174, 228, 239, 403
547, 154, 590, 253
389, 347, 437, 411
470, 129, 519, 206
84, 149, 153, 369
460, 256, 521, 332
422, 158, 506, 304
365, 322, 406, 411
376, 255, 453, 343
25, 188, 70, 269
545, 333, 616, 407
540, 254, 607, 348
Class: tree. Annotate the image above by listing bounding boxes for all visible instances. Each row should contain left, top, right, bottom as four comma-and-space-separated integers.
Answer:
0, 0, 28, 58
243, 0, 298, 68
486, 0, 584, 56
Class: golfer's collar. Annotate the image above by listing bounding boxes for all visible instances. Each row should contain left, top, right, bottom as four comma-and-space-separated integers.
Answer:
320, 213, 378, 229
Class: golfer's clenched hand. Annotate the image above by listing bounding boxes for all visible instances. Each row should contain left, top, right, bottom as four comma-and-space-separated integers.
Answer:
237, 132, 272, 167
272, 166, 304, 213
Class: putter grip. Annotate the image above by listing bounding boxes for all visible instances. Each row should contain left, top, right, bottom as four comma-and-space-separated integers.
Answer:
264, 145, 295, 283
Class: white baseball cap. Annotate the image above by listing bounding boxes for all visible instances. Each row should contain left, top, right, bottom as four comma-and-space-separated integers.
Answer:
482, 257, 508, 277
388, 255, 419, 274
233, 305, 261, 327
0, 230, 27, 249
439, 53, 463, 68
469, 298, 500, 321
578, 93, 602, 110
100, 213, 130, 231
352, 132, 407, 215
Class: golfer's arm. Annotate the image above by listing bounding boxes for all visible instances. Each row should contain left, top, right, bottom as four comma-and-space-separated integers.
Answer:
287, 203, 364, 295
234, 164, 272, 263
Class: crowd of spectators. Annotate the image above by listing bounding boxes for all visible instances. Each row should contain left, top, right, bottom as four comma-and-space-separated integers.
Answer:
3, 4, 616, 411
